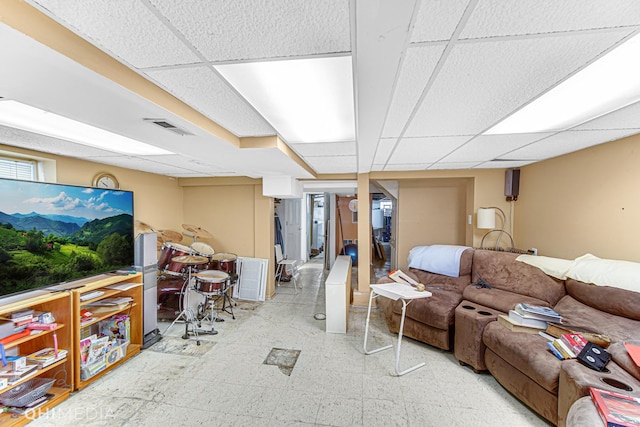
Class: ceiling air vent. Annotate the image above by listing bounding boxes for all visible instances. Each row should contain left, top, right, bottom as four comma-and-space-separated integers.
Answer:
144, 118, 193, 136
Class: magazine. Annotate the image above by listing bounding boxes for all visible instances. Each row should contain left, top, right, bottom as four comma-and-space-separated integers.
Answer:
590, 387, 640, 427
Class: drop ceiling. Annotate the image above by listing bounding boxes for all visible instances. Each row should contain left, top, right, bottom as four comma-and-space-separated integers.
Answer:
0, 0, 639, 180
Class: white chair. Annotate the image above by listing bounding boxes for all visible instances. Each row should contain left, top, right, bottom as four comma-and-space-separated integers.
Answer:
274, 244, 300, 294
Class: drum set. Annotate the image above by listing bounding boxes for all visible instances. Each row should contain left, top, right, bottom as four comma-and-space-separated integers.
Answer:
136, 221, 239, 345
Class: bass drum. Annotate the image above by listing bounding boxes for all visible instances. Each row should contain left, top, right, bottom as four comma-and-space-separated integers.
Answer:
157, 242, 193, 276
210, 252, 238, 276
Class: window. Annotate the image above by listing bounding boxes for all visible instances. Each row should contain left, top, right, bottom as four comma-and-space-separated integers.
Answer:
0, 157, 36, 180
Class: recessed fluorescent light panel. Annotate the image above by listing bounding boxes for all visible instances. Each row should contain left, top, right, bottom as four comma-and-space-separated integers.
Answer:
215, 56, 355, 143
0, 100, 173, 155
486, 33, 640, 135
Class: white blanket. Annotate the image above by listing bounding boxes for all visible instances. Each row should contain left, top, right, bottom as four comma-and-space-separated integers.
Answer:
408, 245, 470, 278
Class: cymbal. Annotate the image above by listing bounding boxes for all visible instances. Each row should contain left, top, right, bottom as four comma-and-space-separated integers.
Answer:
135, 220, 156, 233
182, 223, 213, 238
157, 229, 183, 242
171, 255, 209, 265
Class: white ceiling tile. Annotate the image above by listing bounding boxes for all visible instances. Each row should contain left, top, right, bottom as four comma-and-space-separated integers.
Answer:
303, 155, 356, 174
290, 141, 356, 157
28, 0, 200, 68
503, 129, 640, 160
148, 0, 351, 62
404, 30, 633, 137
384, 163, 430, 171
382, 45, 446, 138
410, 0, 470, 43
442, 133, 553, 162
389, 136, 471, 164
428, 161, 482, 170
145, 66, 275, 137
573, 101, 640, 130
461, 0, 640, 39
371, 164, 385, 172
373, 138, 398, 164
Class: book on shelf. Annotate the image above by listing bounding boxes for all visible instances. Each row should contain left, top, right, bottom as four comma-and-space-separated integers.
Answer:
9, 309, 34, 320
515, 303, 562, 322
80, 290, 105, 301
105, 281, 142, 291
590, 387, 640, 427
85, 296, 133, 307
30, 352, 68, 368
498, 314, 545, 333
508, 310, 549, 329
27, 347, 68, 362
0, 364, 38, 383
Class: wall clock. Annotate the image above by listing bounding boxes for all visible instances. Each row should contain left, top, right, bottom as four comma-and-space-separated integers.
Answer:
93, 172, 120, 189
348, 199, 358, 212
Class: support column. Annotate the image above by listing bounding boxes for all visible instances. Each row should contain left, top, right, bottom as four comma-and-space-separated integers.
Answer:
353, 173, 371, 306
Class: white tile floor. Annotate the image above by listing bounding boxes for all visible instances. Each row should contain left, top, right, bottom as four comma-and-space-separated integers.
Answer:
30, 262, 551, 426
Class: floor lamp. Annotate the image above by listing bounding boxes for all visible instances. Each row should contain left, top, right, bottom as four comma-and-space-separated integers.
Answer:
477, 207, 514, 250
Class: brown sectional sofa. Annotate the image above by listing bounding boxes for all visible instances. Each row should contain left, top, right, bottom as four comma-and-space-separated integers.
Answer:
377, 248, 640, 426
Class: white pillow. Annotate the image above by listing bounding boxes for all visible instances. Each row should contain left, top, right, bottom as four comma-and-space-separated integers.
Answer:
565, 254, 640, 292
515, 254, 573, 280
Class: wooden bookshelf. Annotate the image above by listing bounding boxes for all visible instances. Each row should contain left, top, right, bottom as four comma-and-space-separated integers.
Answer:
0, 291, 73, 426
71, 273, 143, 391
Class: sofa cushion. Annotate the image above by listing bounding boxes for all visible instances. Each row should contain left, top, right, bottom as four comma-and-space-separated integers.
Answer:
391, 290, 462, 330
554, 295, 640, 343
565, 279, 640, 320
483, 320, 562, 394
462, 286, 551, 314
608, 341, 640, 382
565, 254, 640, 292
472, 250, 566, 306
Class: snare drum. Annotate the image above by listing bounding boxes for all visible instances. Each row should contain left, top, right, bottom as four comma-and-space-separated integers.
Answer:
210, 252, 238, 275
158, 242, 192, 276
194, 270, 229, 294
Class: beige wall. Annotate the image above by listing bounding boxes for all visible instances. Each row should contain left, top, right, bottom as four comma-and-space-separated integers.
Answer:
180, 177, 276, 297
516, 134, 640, 262
397, 178, 471, 270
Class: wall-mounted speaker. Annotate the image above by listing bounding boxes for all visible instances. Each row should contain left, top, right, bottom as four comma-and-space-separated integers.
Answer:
505, 169, 520, 201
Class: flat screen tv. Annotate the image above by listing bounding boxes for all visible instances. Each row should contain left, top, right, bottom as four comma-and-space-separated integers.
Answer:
0, 177, 134, 298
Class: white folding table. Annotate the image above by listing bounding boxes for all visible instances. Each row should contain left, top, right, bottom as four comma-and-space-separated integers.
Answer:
363, 283, 432, 376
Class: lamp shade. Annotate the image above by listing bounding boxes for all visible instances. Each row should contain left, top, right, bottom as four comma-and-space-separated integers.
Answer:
477, 208, 496, 229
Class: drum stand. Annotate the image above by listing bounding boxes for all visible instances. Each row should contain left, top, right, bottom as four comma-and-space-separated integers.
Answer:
163, 265, 218, 345
219, 276, 237, 320
196, 292, 221, 332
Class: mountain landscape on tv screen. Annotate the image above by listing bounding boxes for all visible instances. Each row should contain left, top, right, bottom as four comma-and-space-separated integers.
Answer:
0, 212, 134, 295
0, 179, 134, 296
